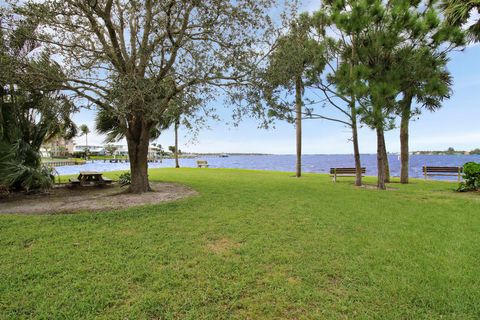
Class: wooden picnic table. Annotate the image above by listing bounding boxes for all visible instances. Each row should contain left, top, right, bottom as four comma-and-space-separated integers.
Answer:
70, 171, 113, 187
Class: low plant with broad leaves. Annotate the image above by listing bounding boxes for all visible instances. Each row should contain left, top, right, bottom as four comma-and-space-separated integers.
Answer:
118, 172, 131, 187
457, 162, 480, 192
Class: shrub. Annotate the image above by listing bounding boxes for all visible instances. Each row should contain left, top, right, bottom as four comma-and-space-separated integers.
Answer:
0, 163, 55, 193
0, 141, 56, 193
72, 151, 86, 159
457, 162, 480, 192
118, 172, 131, 187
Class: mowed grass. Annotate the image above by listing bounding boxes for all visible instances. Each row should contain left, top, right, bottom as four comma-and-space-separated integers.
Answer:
0, 168, 479, 319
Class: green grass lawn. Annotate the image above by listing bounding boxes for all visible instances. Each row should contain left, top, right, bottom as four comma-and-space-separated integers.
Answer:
1, 169, 479, 319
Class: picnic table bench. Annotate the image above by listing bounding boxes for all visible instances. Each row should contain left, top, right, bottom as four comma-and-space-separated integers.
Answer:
197, 160, 209, 168
423, 166, 462, 181
330, 167, 366, 182
69, 171, 113, 187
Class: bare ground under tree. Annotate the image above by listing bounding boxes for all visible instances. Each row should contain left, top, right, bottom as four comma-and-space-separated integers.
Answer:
0, 182, 198, 215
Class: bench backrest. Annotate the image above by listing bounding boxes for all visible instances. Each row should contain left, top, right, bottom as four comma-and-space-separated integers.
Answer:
423, 166, 462, 173
330, 167, 366, 174
197, 160, 208, 165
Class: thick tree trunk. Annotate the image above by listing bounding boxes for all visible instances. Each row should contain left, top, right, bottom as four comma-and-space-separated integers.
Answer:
400, 94, 413, 184
350, 102, 362, 186
379, 131, 390, 183
174, 119, 180, 168
376, 126, 387, 190
295, 76, 302, 178
126, 122, 151, 194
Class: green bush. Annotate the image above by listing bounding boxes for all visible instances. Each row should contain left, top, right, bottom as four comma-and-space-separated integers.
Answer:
118, 172, 131, 187
457, 162, 480, 192
72, 151, 87, 159
0, 141, 56, 193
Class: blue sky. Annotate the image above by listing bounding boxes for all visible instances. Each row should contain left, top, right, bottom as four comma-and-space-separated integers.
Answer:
70, 0, 480, 154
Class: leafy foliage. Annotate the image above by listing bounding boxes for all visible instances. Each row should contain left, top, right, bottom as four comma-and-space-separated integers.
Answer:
312, 0, 464, 189
442, 0, 480, 42
79, 124, 90, 136
95, 108, 174, 144
104, 144, 118, 156
0, 17, 76, 192
0, 141, 55, 192
263, 13, 326, 120
457, 162, 480, 192
118, 172, 131, 188
14, 0, 277, 192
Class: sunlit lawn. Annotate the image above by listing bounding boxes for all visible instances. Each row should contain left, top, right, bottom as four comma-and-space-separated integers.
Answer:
0, 168, 479, 319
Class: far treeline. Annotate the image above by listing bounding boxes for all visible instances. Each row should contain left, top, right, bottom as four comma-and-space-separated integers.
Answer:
414, 148, 480, 155
1, 0, 479, 192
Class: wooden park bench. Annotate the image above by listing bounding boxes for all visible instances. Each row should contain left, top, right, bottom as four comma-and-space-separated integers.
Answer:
197, 160, 209, 168
423, 166, 462, 182
330, 167, 366, 182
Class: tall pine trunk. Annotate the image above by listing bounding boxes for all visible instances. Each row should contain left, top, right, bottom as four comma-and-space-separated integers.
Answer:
126, 120, 151, 193
349, 38, 362, 186
376, 126, 387, 190
400, 93, 413, 184
295, 76, 302, 178
174, 118, 180, 168
379, 131, 390, 183
350, 101, 362, 186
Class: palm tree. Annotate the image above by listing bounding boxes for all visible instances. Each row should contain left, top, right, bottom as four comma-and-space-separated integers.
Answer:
79, 124, 90, 157
442, 0, 480, 42
397, 49, 452, 184
0, 22, 76, 191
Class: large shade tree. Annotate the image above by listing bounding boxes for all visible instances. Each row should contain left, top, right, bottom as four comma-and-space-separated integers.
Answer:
15, 0, 276, 193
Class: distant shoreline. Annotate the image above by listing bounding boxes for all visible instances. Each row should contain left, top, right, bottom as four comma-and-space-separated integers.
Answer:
186, 153, 480, 156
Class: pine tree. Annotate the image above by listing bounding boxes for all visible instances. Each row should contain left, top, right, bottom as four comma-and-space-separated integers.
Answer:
322, 0, 463, 189
263, 13, 325, 178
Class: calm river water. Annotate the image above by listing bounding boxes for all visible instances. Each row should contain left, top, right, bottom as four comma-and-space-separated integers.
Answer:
55, 154, 480, 180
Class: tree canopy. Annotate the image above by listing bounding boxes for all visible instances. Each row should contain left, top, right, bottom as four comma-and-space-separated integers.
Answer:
13, 0, 277, 193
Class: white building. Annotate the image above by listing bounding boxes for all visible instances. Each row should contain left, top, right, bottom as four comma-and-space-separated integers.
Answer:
73, 144, 105, 155
41, 137, 75, 158
72, 144, 159, 158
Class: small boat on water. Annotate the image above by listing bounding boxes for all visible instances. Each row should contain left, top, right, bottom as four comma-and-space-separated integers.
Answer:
220, 153, 229, 158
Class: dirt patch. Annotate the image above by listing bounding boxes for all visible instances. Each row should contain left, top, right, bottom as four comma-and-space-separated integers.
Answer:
0, 182, 198, 215
205, 238, 241, 254
360, 184, 398, 190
